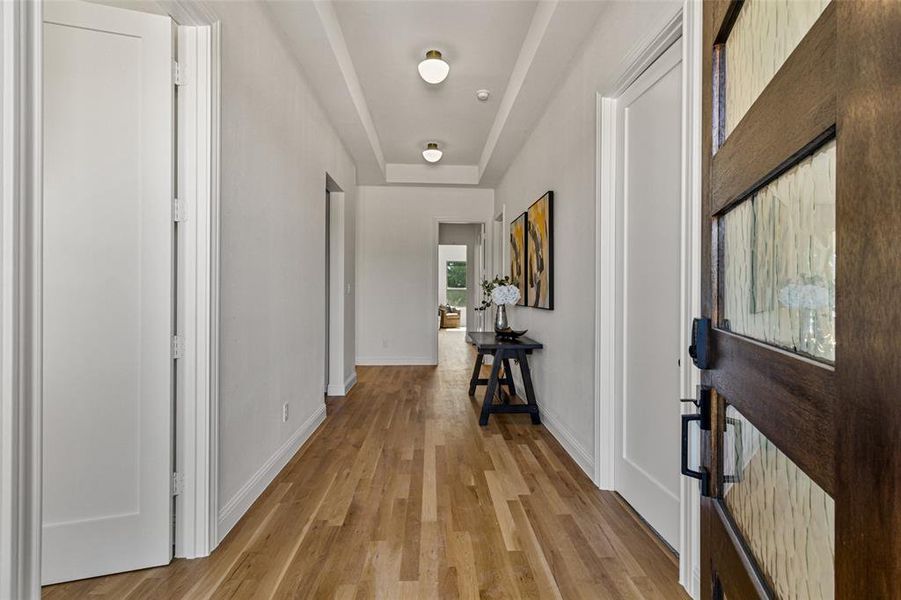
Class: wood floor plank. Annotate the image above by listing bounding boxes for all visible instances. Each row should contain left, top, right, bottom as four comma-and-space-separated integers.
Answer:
43, 331, 688, 599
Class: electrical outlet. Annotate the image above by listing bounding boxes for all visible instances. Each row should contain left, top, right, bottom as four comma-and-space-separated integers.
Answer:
282, 403, 289, 422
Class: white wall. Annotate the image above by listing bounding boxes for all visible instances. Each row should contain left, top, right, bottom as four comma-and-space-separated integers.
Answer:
493, 1, 682, 475
215, 0, 357, 538
356, 186, 493, 365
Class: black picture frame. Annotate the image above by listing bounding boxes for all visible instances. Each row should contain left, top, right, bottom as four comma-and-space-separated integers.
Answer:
526, 191, 553, 310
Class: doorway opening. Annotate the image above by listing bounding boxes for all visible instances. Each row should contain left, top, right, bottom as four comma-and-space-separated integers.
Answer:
437, 244, 468, 366
436, 222, 484, 366
324, 174, 343, 398
439, 245, 468, 330
325, 188, 331, 395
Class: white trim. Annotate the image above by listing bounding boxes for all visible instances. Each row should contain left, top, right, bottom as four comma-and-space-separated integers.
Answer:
356, 356, 436, 367
478, 0, 558, 180
595, 6, 701, 598
327, 370, 357, 397
594, 6, 684, 494
679, 1, 703, 596
537, 402, 594, 480
0, 1, 42, 597
607, 10, 684, 98
173, 11, 221, 560
312, 0, 385, 174
208, 15, 222, 562
324, 182, 353, 400
594, 94, 617, 491
385, 163, 480, 186
216, 404, 326, 542
160, 0, 218, 26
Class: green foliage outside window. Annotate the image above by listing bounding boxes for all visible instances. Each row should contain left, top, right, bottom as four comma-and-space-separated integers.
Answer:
446, 288, 467, 306
446, 261, 466, 289
445, 261, 467, 308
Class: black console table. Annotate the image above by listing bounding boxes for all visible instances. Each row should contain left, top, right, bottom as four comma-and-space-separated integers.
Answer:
466, 332, 543, 426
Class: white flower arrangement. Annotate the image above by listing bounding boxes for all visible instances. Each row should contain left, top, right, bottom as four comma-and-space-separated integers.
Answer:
491, 284, 521, 306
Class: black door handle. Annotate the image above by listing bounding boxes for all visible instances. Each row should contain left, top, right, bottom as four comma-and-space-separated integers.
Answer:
680, 385, 711, 496
681, 413, 709, 496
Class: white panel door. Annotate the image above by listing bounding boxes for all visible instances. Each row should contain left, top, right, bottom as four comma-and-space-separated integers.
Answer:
42, 1, 173, 585
614, 39, 683, 549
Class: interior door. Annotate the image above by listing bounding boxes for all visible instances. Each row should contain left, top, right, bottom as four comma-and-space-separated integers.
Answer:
614, 39, 683, 549
696, 1, 901, 597
42, 1, 174, 584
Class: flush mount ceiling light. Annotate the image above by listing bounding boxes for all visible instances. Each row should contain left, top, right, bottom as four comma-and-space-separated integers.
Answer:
422, 142, 443, 163
418, 50, 450, 84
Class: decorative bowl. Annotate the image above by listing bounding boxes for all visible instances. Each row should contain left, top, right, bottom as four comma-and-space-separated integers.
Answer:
495, 328, 528, 340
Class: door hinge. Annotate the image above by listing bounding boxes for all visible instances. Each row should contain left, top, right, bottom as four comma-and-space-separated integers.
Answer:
172, 197, 186, 222
171, 334, 185, 359
171, 472, 184, 496
172, 60, 186, 86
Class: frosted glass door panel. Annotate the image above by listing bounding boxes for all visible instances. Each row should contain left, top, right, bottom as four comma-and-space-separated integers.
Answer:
723, 405, 835, 599
721, 140, 835, 362
725, 0, 830, 137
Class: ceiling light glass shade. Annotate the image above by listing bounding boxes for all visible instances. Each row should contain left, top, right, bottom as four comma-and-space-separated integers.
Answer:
422, 143, 443, 163
418, 50, 449, 84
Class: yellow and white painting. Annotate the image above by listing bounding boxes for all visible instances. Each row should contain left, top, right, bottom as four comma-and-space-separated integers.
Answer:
527, 192, 553, 309
509, 212, 527, 306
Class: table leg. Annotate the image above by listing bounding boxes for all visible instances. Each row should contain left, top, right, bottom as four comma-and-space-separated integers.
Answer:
501, 357, 517, 399
468, 351, 485, 396
479, 350, 503, 426
517, 350, 541, 425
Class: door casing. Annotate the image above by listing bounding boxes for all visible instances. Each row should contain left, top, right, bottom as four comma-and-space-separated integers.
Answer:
0, 1, 222, 594
595, 5, 702, 596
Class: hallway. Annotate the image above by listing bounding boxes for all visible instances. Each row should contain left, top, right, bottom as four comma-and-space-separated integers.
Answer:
44, 333, 686, 599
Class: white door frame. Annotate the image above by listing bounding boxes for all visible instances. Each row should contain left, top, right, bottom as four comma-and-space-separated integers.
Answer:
432, 217, 490, 362
167, 0, 222, 561
594, 3, 701, 598
0, 2, 222, 594
324, 174, 352, 397
1, 2, 42, 597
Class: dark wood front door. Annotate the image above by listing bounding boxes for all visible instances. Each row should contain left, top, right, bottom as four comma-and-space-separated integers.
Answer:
699, 1, 901, 598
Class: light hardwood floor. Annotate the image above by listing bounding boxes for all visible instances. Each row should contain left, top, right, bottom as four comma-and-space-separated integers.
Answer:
44, 330, 688, 599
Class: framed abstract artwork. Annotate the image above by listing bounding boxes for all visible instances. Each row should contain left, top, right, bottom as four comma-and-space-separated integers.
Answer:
509, 212, 528, 306
527, 191, 553, 309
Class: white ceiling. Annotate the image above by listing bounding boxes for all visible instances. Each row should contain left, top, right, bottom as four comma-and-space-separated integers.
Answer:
264, 0, 608, 186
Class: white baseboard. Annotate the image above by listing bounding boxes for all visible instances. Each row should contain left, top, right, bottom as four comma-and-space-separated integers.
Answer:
216, 403, 326, 542
537, 401, 595, 481
327, 370, 357, 396
355, 356, 436, 366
